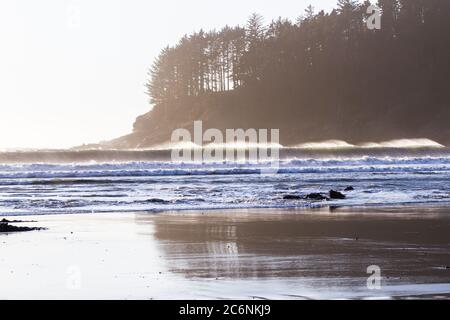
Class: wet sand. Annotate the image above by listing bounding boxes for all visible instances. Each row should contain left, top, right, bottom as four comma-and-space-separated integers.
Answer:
0, 206, 449, 299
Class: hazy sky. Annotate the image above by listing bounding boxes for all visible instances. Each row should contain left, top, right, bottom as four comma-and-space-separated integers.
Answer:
0, 0, 339, 149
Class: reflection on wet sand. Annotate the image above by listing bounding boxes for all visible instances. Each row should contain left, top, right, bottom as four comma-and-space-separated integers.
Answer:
135, 207, 450, 298
1, 207, 449, 299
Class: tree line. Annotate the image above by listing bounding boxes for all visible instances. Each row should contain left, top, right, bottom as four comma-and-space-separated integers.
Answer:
146, 0, 450, 125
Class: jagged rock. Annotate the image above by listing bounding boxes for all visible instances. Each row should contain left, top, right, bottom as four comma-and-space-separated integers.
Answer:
344, 186, 355, 191
1, 218, 36, 224
329, 190, 346, 199
0, 222, 45, 233
283, 195, 302, 200
306, 193, 328, 201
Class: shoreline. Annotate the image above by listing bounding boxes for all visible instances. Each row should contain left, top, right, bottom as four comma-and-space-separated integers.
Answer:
3, 202, 450, 219
1, 206, 449, 299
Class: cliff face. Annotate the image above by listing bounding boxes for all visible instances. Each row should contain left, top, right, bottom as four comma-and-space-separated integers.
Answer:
103, 88, 450, 149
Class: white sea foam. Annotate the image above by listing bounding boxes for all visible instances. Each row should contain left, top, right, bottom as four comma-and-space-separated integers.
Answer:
291, 138, 445, 150
0, 151, 449, 216
293, 140, 356, 149
359, 138, 444, 149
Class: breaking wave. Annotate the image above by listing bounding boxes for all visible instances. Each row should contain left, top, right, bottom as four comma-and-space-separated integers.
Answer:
0, 141, 449, 216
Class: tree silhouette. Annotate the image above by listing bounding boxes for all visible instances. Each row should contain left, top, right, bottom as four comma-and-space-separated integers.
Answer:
140, 1, 450, 146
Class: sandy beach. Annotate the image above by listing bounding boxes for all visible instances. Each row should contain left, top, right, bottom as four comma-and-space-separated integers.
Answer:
1, 206, 449, 300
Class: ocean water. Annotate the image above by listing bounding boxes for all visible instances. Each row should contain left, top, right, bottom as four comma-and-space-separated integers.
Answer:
0, 148, 449, 216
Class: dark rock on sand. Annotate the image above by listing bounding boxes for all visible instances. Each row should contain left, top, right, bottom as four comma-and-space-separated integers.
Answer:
0, 222, 45, 233
329, 190, 346, 199
283, 195, 302, 200
1, 218, 36, 224
305, 193, 329, 201
344, 186, 355, 191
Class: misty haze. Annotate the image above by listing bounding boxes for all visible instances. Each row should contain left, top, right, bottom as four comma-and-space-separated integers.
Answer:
0, 0, 449, 304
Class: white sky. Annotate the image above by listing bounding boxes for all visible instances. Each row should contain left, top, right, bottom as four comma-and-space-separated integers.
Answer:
0, 0, 338, 149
